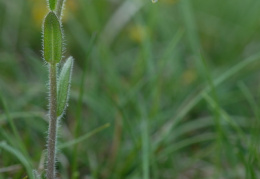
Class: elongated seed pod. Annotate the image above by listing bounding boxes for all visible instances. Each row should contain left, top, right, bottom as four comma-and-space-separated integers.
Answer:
43, 11, 62, 64
48, 0, 57, 11
57, 57, 74, 116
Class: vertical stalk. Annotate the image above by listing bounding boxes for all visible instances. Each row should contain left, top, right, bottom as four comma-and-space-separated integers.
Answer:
47, 63, 58, 179
55, 0, 66, 18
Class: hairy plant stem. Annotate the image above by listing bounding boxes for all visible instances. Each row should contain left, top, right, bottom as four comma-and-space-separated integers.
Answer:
47, 64, 58, 179
55, 0, 66, 18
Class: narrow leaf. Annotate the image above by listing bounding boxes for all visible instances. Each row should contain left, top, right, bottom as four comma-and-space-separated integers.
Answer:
57, 57, 74, 116
48, 0, 57, 11
43, 11, 62, 64
0, 142, 34, 179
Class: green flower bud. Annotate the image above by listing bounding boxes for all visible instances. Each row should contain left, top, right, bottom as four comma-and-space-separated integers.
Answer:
43, 11, 62, 64
48, 0, 57, 11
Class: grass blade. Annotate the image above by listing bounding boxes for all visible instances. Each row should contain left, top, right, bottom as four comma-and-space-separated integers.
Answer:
0, 142, 33, 179
59, 123, 110, 149
155, 52, 260, 147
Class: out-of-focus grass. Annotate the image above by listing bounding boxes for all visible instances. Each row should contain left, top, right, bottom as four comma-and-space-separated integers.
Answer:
1, 0, 260, 178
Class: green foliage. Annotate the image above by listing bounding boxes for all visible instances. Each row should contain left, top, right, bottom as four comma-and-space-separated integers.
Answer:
43, 11, 62, 64
1, 0, 260, 178
57, 57, 74, 117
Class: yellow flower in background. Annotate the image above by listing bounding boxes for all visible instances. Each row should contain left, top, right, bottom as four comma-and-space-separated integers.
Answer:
182, 68, 197, 85
128, 25, 149, 43
29, 0, 48, 28
62, 0, 78, 21
29, 0, 78, 28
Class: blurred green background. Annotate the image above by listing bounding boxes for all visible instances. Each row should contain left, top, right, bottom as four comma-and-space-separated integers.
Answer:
1, 0, 260, 178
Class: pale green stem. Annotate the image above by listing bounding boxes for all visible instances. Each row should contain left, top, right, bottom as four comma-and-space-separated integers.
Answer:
47, 64, 57, 179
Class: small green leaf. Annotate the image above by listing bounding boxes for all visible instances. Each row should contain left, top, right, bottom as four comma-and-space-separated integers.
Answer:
48, 0, 57, 11
57, 57, 74, 116
43, 11, 62, 64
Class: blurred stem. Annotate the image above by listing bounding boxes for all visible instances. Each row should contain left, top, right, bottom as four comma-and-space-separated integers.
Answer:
55, 0, 66, 18
71, 34, 97, 179
139, 100, 150, 179
200, 55, 223, 177
71, 72, 84, 178
71, 61, 86, 178
47, 63, 58, 179
179, 0, 203, 77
